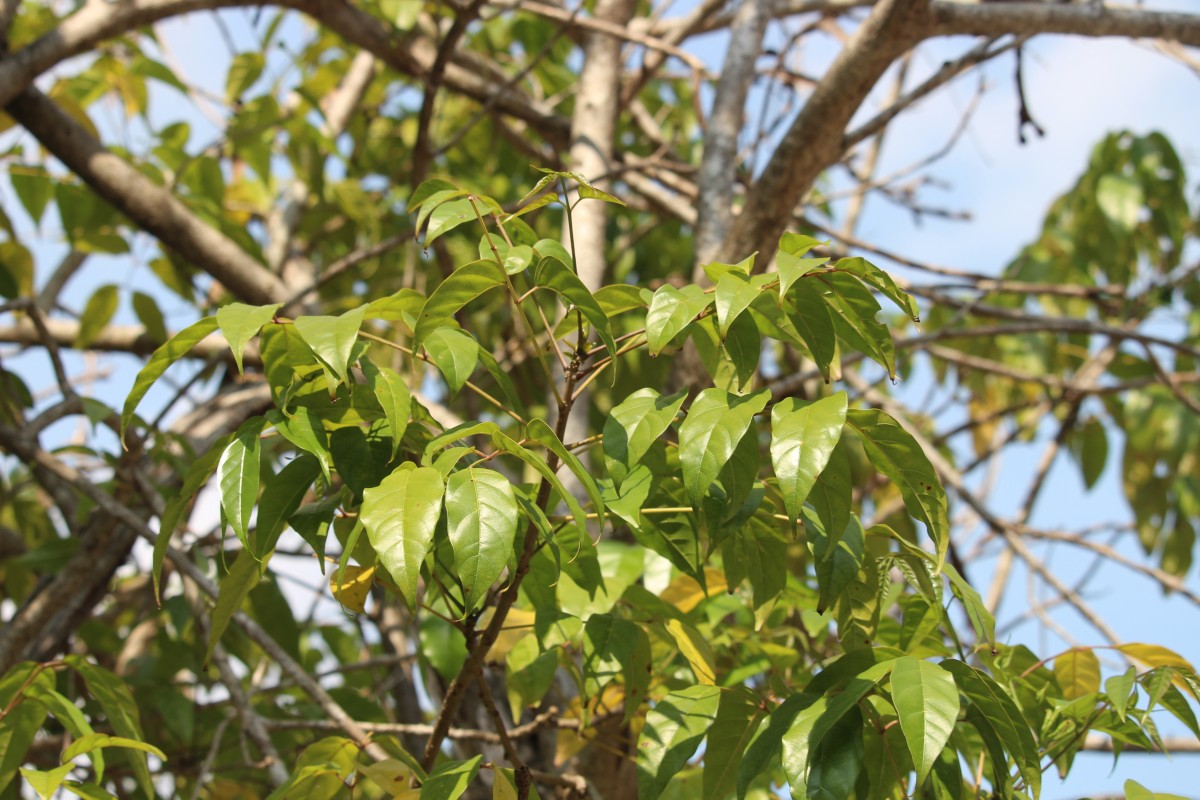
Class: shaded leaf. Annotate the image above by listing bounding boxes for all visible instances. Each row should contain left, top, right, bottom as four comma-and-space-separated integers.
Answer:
636, 685, 721, 800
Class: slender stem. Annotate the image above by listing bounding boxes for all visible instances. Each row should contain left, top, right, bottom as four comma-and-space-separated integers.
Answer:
573, 334, 648, 398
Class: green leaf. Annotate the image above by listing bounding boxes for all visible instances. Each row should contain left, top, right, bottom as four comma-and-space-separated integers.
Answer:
582, 614, 652, 721
846, 408, 949, 570
636, 685, 721, 800
492, 431, 590, 544
818, 273, 896, 379
770, 393, 848, 524
9, 166, 54, 226
782, 660, 894, 795
23, 685, 103, 781
216, 302, 280, 375
532, 255, 617, 366
424, 198, 477, 247
703, 687, 763, 800
603, 388, 686, 487
1106, 667, 1137, 722
204, 548, 268, 664
424, 327, 479, 396
446, 467, 519, 612
293, 306, 366, 387
268, 407, 333, 481
218, 416, 266, 550
0, 664, 53, 795
805, 509, 864, 613
62, 733, 166, 763
737, 694, 817, 799
361, 465, 445, 610
506, 635, 559, 722
678, 388, 769, 507
252, 455, 320, 558
1072, 416, 1108, 490
226, 51, 264, 103
645, 284, 712, 356
776, 250, 828, 303
808, 439, 852, 541
787, 280, 837, 381
423, 421, 501, 464
76, 284, 119, 348
805, 706, 864, 800
361, 362, 412, 460
421, 755, 482, 800
131, 291, 168, 344
65, 658, 155, 799
154, 432, 232, 603
20, 765, 74, 800
715, 271, 761, 339
890, 656, 959, 787
939, 660, 1040, 798
526, 417, 605, 523
412, 259, 507, 353
942, 561, 995, 652
833, 257, 919, 322
121, 317, 219, 442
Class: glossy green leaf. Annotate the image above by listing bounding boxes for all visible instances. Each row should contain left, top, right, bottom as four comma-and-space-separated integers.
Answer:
361, 362, 412, 460
424, 327, 479, 396
737, 693, 817, 799
715, 271, 761, 339
940, 660, 1041, 798
424, 198, 477, 247
804, 706, 864, 800
492, 430, 589, 542
216, 301, 280, 374
423, 421, 501, 464
777, 251, 828, 304
818, 272, 896, 378
268, 407, 333, 481
805, 509, 864, 613
636, 685, 721, 800
943, 562, 995, 652
603, 388, 686, 487
808, 438, 852, 544
533, 255, 617, 365
412, 259, 507, 353
787, 280, 837, 381
253, 455, 320, 558
834, 256, 919, 322
782, 660, 894, 795
1054, 647, 1102, 700
703, 687, 763, 800
678, 388, 769, 507
446, 467, 519, 612
1106, 667, 1138, 722
361, 465, 444, 609
645, 284, 712, 356
421, 755, 482, 800
76, 284, 119, 348
770, 393, 848, 524
218, 416, 266, 549
293, 306, 366, 387
846, 408, 949, 570
526, 417, 605, 522
890, 656, 959, 786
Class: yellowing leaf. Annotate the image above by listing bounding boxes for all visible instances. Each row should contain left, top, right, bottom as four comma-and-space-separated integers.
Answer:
659, 568, 727, 613
330, 565, 375, 613
666, 619, 716, 685
482, 607, 536, 663
1118, 643, 1195, 672
1054, 648, 1101, 699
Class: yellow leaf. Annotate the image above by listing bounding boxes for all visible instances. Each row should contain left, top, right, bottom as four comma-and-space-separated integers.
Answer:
665, 619, 716, 685
358, 759, 420, 798
1054, 648, 1101, 699
480, 607, 536, 663
1118, 643, 1195, 672
659, 568, 726, 613
330, 565, 375, 613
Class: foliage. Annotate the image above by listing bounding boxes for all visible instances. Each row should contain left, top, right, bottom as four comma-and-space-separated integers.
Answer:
1, 1, 1199, 799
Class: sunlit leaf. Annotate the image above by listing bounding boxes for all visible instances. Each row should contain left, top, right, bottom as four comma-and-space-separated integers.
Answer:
446, 467, 519, 612
361, 465, 444, 610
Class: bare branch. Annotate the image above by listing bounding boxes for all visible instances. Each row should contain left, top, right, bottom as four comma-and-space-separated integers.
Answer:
929, 2, 1200, 46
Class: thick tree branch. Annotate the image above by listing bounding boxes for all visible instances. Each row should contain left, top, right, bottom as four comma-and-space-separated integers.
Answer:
929, 2, 1200, 46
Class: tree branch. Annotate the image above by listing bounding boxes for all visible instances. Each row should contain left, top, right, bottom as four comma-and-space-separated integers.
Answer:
929, 2, 1200, 46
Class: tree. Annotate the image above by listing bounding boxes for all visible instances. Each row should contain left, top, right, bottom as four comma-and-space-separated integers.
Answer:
1, 0, 1199, 798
